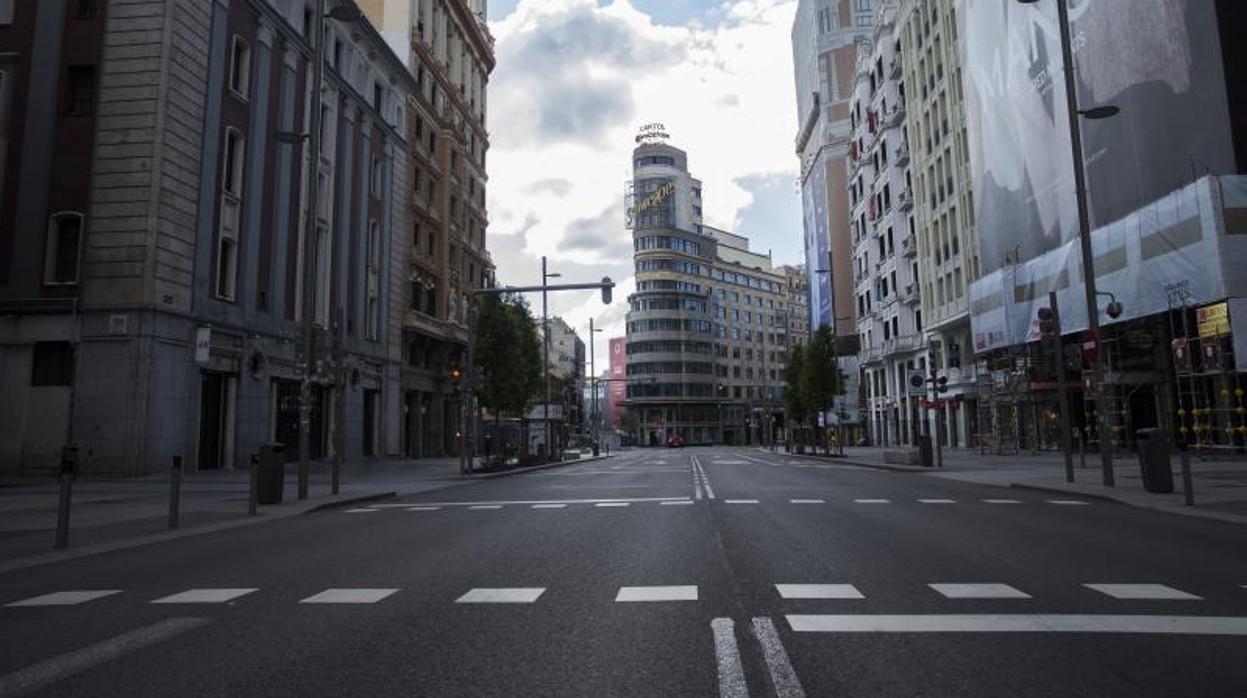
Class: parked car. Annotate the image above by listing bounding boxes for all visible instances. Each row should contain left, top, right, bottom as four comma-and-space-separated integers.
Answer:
665, 435, 685, 448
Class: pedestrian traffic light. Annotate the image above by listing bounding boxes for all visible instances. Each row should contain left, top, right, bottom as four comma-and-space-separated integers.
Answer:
451, 364, 462, 382
936, 376, 948, 393
1037, 307, 1057, 335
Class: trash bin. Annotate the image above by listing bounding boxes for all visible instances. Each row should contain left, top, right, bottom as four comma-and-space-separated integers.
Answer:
1135, 428, 1174, 493
256, 442, 286, 504
917, 435, 934, 468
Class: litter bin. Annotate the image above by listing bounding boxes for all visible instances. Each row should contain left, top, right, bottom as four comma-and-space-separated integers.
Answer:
256, 442, 286, 504
917, 435, 934, 468
1135, 428, 1174, 493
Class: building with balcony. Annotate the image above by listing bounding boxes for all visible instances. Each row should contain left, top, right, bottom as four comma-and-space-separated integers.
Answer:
846, 1, 925, 447
362, 0, 495, 458
544, 315, 586, 444
778, 264, 810, 347
624, 139, 789, 446
896, 0, 979, 449
0, 0, 414, 476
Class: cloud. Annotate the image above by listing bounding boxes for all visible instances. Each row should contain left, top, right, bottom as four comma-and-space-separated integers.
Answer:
485, 0, 802, 363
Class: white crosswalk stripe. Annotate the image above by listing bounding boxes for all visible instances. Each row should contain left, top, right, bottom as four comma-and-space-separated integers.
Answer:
790, 499, 825, 504
616, 585, 698, 602
1048, 500, 1090, 505
407, 507, 441, 512
660, 500, 695, 505
531, 504, 567, 509
595, 502, 630, 507
776, 584, 864, 599
724, 499, 759, 504
983, 499, 1022, 504
151, 588, 257, 604
468, 505, 503, 510
919, 499, 957, 504
6, 591, 121, 607
455, 588, 546, 604
299, 588, 398, 604
1084, 584, 1202, 600
854, 499, 891, 504
929, 583, 1032, 599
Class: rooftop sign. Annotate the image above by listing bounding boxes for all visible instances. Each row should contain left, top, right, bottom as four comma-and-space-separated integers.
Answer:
635, 122, 670, 144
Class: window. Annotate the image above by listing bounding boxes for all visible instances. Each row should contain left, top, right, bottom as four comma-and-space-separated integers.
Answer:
371, 155, 383, 198
229, 37, 251, 98
45, 213, 83, 284
31, 342, 74, 386
216, 128, 245, 300
365, 221, 381, 340
373, 83, 384, 113
0, 0, 13, 24
76, 0, 99, 18
66, 66, 95, 116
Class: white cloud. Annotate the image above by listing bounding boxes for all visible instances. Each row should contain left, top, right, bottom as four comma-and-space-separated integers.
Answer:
486, 0, 800, 363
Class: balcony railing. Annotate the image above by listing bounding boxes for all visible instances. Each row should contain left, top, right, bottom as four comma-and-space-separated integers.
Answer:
898, 187, 915, 212
894, 142, 910, 166
901, 234, 917, 257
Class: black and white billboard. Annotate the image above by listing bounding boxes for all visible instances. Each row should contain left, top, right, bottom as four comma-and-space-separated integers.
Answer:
961, 0, 1237, 274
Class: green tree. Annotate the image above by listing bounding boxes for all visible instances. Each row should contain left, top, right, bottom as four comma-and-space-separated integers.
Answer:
801, 326, 847, 453
474, 294, 543, 458
782, 345, 808, 426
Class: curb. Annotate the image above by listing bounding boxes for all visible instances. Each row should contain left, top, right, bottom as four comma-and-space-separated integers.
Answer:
303, 491, 398, 513
1006, 483, 1119, 502
462, 454, 614, 480
772, 449, 927, 473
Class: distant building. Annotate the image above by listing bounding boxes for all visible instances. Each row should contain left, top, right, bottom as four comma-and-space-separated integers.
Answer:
624, 137, 789, 446
778, 264, 810, 347
607, 336, 627, 429
544, 315, 585, 439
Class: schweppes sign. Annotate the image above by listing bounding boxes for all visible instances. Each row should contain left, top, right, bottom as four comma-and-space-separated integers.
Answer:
626, 181, 675, 228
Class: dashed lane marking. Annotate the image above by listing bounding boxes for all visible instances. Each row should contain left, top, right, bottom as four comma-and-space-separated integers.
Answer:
531, 504, 567, 509
776, 584, 864, 600
615, 585, 698, 602
786, 614, 1247, 635
468, 505, 503, 510
299, 588, 399, 604
790, 499, 825, 504
6, 591, 122, 607
1084, 584, 1202, 600
369, 497, 690, 508
406, 507, 441, 512
929, 583, 1032, 599
455, 588, 546, 604
661, 500, 696, 506
595, 502, 630, 508
982, 499, 1022, 504
919, 499, 957, 504
854, 499, 891, 504
150, 588, 257, 604
1048, 500, 1090, 505
724, 499, 760, 505
711, 618, 748, 698
344, 508, 379, 513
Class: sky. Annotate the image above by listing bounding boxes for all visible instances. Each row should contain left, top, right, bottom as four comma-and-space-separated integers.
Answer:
484, 0, 803, 372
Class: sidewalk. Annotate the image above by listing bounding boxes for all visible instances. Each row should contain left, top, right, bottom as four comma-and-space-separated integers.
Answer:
781, 445, 1247, 525
0, 451, 608, 573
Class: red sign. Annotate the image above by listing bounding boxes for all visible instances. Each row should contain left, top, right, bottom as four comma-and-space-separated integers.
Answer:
1082, 330, 1099, 363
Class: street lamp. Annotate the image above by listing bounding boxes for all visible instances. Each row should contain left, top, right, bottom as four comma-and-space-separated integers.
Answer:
542, 259, 560, 460
1017, 0, 1120, 486
588, 319, 604, 455
277, 0, 360, 500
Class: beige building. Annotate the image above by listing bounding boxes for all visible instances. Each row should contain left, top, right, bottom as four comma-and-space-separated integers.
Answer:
778, 264, 810, 347
791, 0, 877, 338
362, 0, 495, 457
896, 0, 979, 448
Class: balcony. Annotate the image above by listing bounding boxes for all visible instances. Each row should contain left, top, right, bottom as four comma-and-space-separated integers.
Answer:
883, 104, 906, 129
883, 333, 922, 356
898, 187, 915, 212
889, 57, 902, 80
894, 142, 910, 167
902, 283, 920, 305
901, 234, 917, 257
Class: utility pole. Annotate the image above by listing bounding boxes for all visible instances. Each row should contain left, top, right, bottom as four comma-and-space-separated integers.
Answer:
541, 257, 554, 460
589, 317, 598, 454
1042, 292, 1075, 483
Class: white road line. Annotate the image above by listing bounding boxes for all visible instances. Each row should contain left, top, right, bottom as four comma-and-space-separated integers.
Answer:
531, 504, 567, 509
370, 497, 690, 508
468, 505, 503, 510
929, 583, 1032, 599
344, 508, 379, 513
714, 460, 749, 465
776, 584, 864, 600
455, 588, 546, 604
724, 499, 759, 505
0, 617, 209, 697
615, 585, 698, 602
699, 459, 717, 500
1048, 500, 1090, 506
407, 507, 441, 512
710, 618, 749, 698
786, 614, 1247, 635
982, 499, 1022, 504
299, 588, 398, 604
595, 502, 630, 508
1083, 584, 1202, 600
751, 617, 806, 698
854, 499, 891, 504
919, 499, 957, 504
790, 499, 825, 504
6, 590, 121, 607
151, 588, 257, 604
661, 500, 696, 506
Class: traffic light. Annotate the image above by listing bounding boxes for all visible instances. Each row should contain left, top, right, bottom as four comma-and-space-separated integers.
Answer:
1037, 307, 1057, 335
936, 376, 948, 394
451, 364, 462, 382
601, 276, 613, 304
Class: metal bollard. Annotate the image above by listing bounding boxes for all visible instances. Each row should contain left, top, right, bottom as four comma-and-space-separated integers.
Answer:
248, 453, 259, 517
1180, 450, 1194, 506
168, 455, 183, 529
54, 446, 78, 549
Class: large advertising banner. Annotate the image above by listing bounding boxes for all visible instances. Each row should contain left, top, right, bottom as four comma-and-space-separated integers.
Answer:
961, 0, 1236, 275
802, 154, 832, 329
607, 337, 627, 428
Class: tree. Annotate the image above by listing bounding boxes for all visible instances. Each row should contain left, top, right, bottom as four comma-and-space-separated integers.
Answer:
474, 294, 543, 459
801, 326, 847, 453
782, 345, 808, 426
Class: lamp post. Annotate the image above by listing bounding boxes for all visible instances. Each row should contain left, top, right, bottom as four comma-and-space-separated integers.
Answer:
541, 258, 561, 461
588, 319, 604, 454
279, 0, 361, 501
1018, 0, 1120, 486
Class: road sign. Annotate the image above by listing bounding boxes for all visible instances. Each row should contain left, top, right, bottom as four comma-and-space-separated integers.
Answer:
1081, 330, 1099, 364
907, 371, 926, 394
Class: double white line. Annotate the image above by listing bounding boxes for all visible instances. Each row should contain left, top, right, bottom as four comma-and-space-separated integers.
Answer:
712, 617, 806, 697
691, 456, 716, 500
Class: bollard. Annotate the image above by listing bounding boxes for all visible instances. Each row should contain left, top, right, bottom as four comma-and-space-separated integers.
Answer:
54, 446, 78, 549
1180, 450, 1194, 506
248, 453, 259, 517
168, 455, 183, 530
1077, 429, 1086, 469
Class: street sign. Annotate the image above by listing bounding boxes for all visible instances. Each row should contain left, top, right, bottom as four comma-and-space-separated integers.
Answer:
1081, 330, 1099, 364
907, 371, 926, 394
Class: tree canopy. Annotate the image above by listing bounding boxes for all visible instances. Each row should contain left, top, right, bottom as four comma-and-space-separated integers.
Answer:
782, 326, 847, 423
474, 294, 543, 418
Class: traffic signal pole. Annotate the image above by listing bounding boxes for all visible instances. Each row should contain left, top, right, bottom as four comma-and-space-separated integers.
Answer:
1046, 292, 1076, 483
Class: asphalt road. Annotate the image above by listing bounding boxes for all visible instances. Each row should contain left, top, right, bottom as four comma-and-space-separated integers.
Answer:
2, 446, 1246, 697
